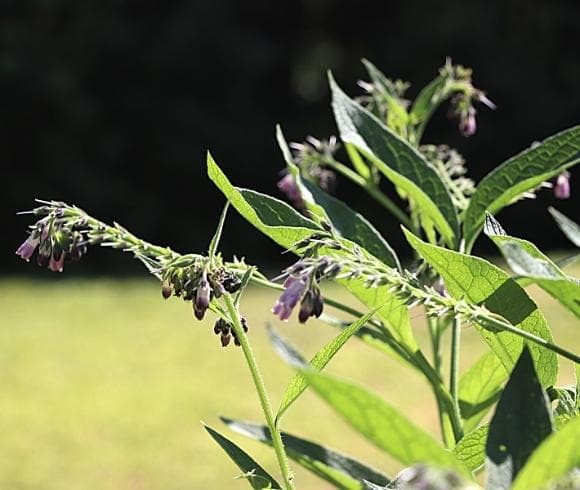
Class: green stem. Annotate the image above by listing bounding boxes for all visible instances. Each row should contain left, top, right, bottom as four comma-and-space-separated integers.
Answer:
223, 295, 295, 490
449, 317, 462, 440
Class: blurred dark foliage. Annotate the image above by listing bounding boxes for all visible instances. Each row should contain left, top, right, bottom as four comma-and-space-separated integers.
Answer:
2, 0, 579, 275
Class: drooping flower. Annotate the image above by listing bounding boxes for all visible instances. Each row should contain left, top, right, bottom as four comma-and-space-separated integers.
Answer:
458, 108, 477, 137
277, 172, 304, 210
193, 273, 211, 320
15, 234, 40, 262
554, 171, 571, 199
272, 276, 308, 321
297, 287, 324, 323
48, 253, 65, 272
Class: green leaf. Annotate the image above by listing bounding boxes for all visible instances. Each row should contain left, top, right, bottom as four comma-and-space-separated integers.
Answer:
485, 347, 554, 489
463, 126, 580, 250
277, 310, 378, 420
513, 416, 580, 490
329, 73, 459, 247
361, 59, 400, 99
459, 351, 507, 433
549, 207, 580, 248
208, 153, 417, 353
404, 228, 558, 387
204, 424, 280, 489
484, 213, 580, 319
297, 368, 470, 476
222, 418, 390, 490
276, 126, 401, 269
410, 74, 447, 141
454, 425, 488, 472
207, 153, 321, 250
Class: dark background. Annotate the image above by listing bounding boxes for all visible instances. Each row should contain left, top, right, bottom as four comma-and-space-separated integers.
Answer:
2, 0, 579, 275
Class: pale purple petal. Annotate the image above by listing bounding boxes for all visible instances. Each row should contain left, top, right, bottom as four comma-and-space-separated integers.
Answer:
15, 236, 40, 262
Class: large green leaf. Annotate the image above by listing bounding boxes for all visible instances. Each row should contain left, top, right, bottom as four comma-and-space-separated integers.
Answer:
549, 207, 580, 248
277, 310, 378, 420
404, 229, 558, 387
454, 425, 488, 473
485, 347, 553, 489
204, 424, 280, 489
329, 74, 459, 247
222, 418, 390, 490
513, 416, 580, 490
298, 368, 470, 476
484, 213, 580, 319
276, 126, 401, 269
208, 154, 418, 353
459, 351, 507, 433
463, 126, 580, 250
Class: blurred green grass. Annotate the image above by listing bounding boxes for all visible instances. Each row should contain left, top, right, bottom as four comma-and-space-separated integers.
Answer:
0, 273, 579, 489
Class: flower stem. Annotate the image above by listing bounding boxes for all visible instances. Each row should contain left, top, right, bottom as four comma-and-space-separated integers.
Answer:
223, 294, 295, 490
449, 317, 462, 441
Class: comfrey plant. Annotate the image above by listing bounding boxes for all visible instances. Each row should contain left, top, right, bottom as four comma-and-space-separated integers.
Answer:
16, 60, 580, 489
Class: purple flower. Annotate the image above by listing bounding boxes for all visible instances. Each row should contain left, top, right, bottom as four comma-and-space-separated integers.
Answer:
48, 253, 64, 272
554, 172, 571, 199
298, 288, 324, 323
272, 276, 307, 321
277, 173, 304, 209
15, 235, 40, 262
459, 109, 477, 137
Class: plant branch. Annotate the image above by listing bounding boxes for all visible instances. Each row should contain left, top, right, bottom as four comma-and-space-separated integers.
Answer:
223, 294, 295, 490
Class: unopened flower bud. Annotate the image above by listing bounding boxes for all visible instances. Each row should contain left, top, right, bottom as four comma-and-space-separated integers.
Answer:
220, 333, 231, 347
459, 109, 476, 137
194, 274, 211, 320
554, 171, 571, 199
48, 252, 64, 272
222, 273, 242, 294
161, 281, 172, 299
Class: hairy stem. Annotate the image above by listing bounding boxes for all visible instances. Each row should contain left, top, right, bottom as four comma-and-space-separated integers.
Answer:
449, 317, 462, 442
223, 294, 295, 490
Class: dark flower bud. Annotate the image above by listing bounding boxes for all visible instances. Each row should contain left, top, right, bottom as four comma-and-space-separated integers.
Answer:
277, 173, 304, 210
161, 281, 172, 299
240, 316, 248, 333
213, 318, 228, 335
312, 289, 323, 318
234, 336, 241, 347
194, 274, 211, 320
222, 273, 242, 294
220, 333, 231, 347
298, 291, 314, 323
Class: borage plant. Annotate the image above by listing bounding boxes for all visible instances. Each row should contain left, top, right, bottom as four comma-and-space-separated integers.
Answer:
16, 60, 580, 490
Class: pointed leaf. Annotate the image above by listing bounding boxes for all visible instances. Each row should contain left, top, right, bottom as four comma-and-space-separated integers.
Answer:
330, 74, 459, 246
485, 213, 580, 319
277, 310, 378, 420
209, 154, 417, 353
222, 418, 390, 490
207, 153, 321, 250
459, 351, 507, 432
513, 416, 580, 490
485, 347, 553, 489
463, 126, 580, 250
204, 424, 280, 489
404, 229, 558, 387
276, 126, 400, 269
549, 207, 580, 248
297, 369, 470, 475
454, 425, 488, 473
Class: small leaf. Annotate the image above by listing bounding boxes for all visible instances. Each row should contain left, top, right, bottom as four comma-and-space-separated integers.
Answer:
463, 126, 580, 250
485, 213, 580, 319
204, 424, 280, 489
222, 418, 390, 490
549, 207, 580, 248
459, 351, 507, 433
297, 369, 470, 475
404, 228, 558, 387
330, 73, 459, 247
454, 425, 488, 473
485, 347, 553, 489
276, 309, 379, 420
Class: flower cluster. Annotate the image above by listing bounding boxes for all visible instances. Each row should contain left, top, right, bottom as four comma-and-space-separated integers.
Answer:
277, 135, 339, 210
272, 256, 340, 323
213, 316, 248, 347
448, 90, 495, 137
161, 264, 242, 321
16, 208, 88, 272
